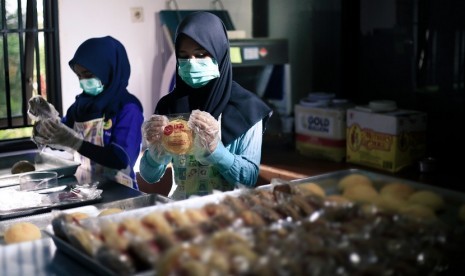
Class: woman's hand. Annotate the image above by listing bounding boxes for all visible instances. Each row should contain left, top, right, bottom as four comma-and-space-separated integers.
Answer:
142, 115, 172, 164
188, 110, 220, 154
142, 115, 169, 145
34, 118, 83, 151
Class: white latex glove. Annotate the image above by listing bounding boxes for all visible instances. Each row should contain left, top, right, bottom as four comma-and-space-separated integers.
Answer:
142, 115, 172, 164
188, 110, 220, 155
27, 95, 61, 151
27, 95, 60, 121
33, 118, 83, 151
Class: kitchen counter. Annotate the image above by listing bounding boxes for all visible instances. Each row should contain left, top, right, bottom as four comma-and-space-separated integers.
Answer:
259, 143, 465, 194
1, 144, 462, 275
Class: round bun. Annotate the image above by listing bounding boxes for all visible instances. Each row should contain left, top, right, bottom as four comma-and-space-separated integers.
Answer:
69, 212, 90, 221
375, 193, 409, 213
338, 174, 373, 191
342, 185, 379, 204
4, 222, 42, 244
98, 208, 123, 217
408, 190, 444, 211
11, 160, 36, 174
380, 182, 415, 200
296, 182, 326, 197
399, 204, 437, 220
162, 119, 194, 155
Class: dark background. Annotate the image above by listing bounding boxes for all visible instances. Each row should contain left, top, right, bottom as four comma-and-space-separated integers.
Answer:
251, 0, 464, 173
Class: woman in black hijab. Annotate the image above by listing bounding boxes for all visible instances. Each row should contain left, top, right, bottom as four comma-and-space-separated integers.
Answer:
140, 11, 272, 200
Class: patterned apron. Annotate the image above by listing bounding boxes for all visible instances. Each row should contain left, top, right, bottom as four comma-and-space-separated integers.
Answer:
73, 117, 133, 187
168, 114, 232, 200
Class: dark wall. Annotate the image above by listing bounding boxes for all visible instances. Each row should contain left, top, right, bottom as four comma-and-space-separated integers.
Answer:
354, 0, 465, 170
260, 0, 464, 170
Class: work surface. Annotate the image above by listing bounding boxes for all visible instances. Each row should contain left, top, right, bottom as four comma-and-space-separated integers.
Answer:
259, 144, 464, 194
0, 174, 146, 275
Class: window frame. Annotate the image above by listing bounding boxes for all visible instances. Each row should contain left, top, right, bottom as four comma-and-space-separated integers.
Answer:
0, 0, 61, 153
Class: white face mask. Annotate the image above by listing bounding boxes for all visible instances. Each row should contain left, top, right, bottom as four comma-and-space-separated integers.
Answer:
177, 58, 220, 88
79, 78, 104, 95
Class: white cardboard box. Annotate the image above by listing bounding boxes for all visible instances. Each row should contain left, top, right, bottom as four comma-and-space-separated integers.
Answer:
346, 108, 427, 172
294, 104, 348, 162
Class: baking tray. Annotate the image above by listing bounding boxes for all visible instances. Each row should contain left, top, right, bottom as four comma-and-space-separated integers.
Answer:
0, 150, 80, 188
46, 169, 465, 275
0, 194, 171, 243
261, 168, 465, 225
0, 187, 103, 221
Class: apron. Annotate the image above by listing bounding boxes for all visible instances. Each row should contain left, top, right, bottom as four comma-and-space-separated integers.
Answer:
73, 117, 133, 187
168, 114, 232, 200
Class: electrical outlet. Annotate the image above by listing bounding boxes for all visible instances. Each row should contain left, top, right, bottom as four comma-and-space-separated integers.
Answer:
131, 7, 144, 23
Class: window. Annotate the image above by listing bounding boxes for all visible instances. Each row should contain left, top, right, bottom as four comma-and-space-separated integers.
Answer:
0, 0, 60, 153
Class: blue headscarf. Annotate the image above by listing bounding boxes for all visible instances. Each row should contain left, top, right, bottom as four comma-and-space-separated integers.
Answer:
155, 12, 272, 145
67, 36, 142, 122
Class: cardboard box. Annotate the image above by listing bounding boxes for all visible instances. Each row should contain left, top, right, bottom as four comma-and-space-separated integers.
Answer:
294, 104, 348, 162
346, 108, 427, 172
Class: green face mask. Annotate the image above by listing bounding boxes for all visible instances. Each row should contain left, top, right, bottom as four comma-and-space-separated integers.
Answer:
80, 78, 104, 96
177, 58, 220, 88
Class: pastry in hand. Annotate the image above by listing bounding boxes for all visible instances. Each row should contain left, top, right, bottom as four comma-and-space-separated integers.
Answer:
161, 119, 194, 155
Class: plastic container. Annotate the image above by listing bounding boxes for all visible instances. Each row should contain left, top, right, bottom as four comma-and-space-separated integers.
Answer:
19, 171, 58, 191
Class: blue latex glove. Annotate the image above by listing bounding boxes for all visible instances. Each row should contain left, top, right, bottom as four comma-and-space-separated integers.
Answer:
33, 118, 83, 151
142, 115, 172, 165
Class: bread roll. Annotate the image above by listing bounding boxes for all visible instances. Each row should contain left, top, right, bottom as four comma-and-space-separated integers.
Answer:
408, 190, 444, 211
399, 204, 437, 220
162, 119, 194, 155
380, 182, 415, 200
342, 185, 379, 204
11, 160, 36, 174
4, 222, 42, 244
338, 173, 373, 191
296, 182, 326, 197
98, 208, 123, 217
375, 193, 409, 213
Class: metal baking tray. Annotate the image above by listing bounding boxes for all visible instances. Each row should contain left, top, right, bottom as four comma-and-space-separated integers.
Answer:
0, 193, 171, 243
0, 188, 103, 221
0, 150, 80, 188
262, 168, 465, 225
46, 169, 465, 275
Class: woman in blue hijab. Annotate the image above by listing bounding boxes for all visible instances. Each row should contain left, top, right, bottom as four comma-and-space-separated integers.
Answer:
34, 36, 144, 189
139, 12, 272, 200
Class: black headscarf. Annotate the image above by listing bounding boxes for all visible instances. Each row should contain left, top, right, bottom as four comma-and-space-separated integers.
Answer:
66, 36, 142, 123
155, 11, 272, 146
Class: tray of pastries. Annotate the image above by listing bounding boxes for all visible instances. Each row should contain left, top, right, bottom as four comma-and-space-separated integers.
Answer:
0, 193, 171, 246
44, 169, 465, 275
